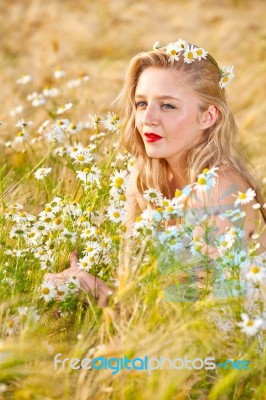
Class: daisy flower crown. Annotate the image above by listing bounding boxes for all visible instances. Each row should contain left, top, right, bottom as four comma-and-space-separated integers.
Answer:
152, 39, 235, 89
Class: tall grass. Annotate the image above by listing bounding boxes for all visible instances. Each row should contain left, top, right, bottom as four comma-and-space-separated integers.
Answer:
0, 1, 266, 399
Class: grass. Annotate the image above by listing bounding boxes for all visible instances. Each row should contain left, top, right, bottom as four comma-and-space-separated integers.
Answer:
0, 0, 266, 399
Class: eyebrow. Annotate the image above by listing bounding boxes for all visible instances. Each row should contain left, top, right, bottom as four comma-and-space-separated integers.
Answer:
134, 94, 181, 101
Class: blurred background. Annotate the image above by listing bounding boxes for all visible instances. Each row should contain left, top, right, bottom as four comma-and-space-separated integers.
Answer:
0, 0, 265, 179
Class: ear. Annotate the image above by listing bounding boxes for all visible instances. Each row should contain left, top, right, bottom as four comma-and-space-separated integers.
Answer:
199, 105, 219, 129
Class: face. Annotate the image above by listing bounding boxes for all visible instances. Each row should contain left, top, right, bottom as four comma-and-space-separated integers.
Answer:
134, 67, 205, 169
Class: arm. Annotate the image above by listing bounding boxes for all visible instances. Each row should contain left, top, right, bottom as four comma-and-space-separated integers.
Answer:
123, 164, 143, 236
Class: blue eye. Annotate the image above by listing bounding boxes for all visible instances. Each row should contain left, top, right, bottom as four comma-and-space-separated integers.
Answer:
135, 101, 146, 109
162, 103, 175, 109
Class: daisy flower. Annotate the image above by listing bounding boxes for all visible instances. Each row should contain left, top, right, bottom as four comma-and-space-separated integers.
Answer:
219, 66, 235, 89
246, 264, 266, 285
153, 41, 160, 50
107, 206, 125, 223
53, 119, 70, 133
183, 45, 198, 64
43, 86, 59, 97
165, 42, 181, 61
34, 167, 52, 180
71, 149, 93, 165
220, 208, 246, 222
56, 284, 69, 301
234, 188, 256, 206
15, 118, 33, 129
54, 68, 66, 79
9, 105, 23, 117
237, 313, 263, 336
27, 92, 46, 107
83, 241, 102, 257
194, 170, 217, 193
175, 38, 187, 50
102, 112, 120, 132
16, 74, 32, 84
57, 102, 73, 115
14, 130, 28, 143
110, 169, 128, 188
60, 230, 77, 243
80, 225, 97, 240
195, 47, 208, 60
52, 217, 64, 230
5, 316, 19, 336
143, 188, 163, 204
66, 122, 83, 135
40, 282, 57, 302
78, 256, 92, 272
88, 114, 102, 130
217, 234, 235, 255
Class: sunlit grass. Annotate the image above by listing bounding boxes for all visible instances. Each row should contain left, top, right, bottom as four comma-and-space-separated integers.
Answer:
0, 0, 266, 399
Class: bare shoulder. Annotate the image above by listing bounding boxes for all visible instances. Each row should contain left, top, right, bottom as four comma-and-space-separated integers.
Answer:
187, 165, 247, 210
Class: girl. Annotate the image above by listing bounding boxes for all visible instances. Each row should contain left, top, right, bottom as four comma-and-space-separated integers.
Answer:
44, 39, 266, 306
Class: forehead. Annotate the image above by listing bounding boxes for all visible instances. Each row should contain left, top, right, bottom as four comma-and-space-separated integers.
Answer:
135, 67, 190, 96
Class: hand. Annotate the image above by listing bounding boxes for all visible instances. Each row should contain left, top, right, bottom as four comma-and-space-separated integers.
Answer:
44, 250, 114, 307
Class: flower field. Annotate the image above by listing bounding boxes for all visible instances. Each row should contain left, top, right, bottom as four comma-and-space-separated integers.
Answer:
0, 0, 266, 399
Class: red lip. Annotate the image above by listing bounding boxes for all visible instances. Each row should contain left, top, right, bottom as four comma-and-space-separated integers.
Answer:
144, 133, 163, 142
144, 133, 162, 139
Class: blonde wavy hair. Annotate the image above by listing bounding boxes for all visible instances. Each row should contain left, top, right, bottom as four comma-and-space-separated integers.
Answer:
117, 46, 266, 221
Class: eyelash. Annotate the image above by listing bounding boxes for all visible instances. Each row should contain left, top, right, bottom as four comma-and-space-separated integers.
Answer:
135, 102, 175, 110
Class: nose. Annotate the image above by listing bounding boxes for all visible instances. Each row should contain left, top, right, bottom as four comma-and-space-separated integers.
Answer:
142, 104, 159, 126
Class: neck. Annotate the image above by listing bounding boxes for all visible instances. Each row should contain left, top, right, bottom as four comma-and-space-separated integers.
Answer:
167, 157, 188, 190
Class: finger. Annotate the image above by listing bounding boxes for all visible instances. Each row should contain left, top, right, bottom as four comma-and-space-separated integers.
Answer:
70, 249, 79, 269
43, 273, 54, 281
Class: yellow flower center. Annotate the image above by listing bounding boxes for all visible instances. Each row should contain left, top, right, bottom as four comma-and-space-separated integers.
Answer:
246, 320, 254, 327
223, 76, 229, 82
175, 189, 182, 197
119, 194, 126, 201
115, 177, 124, 187
58, 121, 64, 126
70, 124, 76, 129
221, 241, 228, 247
17, 131, 24, 137
156, 208, 163, 213
82, 261, 88, 267
45, 207, 52, 212
78, 155, 85, 161
239, 193, 246, 200
7, 320, 15, 328
83, 168, 90, 173
187, 51, 193, 59
203, 168, 209, 173
197, 177, 206, 185
197, 49, 203, 56
166, 206, 174, 212
135, 216, 142, 222
54, 217, 61, 225
86, 247, 94, 252
170, 49, 177, 55
113, 212, 120, 218
42, 288, 50, 295
162, 200, 169, 206
251, 265, 260, 274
